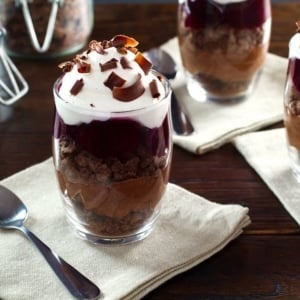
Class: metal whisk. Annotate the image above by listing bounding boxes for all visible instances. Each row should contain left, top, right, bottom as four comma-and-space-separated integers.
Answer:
0, 28, 29, 106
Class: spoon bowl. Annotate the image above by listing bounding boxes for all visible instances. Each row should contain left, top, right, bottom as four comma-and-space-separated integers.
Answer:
0, 186, 28, 227
145, 48, 194, 135
145, 48, 177, 80
0, 185, 101, 299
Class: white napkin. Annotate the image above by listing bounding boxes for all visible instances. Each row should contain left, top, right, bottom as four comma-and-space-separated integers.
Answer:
160, 38, 287, 154
234, 128, 300, 225
0, 158, 250, 300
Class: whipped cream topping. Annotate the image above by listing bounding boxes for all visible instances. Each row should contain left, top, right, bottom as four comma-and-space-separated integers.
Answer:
55, 36, 169, 128
289, 33, 300, 59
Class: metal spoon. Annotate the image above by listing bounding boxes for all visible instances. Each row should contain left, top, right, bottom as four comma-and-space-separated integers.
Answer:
0, 185, 101, 300
145, 48, 194, 135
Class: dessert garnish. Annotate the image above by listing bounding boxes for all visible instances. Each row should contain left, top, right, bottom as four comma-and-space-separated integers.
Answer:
70, 78, 84, 95
120, 57, 132, 69
134, 52, 152, 75
104, 72, 126, 90
58, 61, 74, 73
58, 35, 160, 102
100, 58, 118, 72
113, 74, 145, 102
111, 34, 138, 48
296, 20, 300, 33
150, 79, 160, 98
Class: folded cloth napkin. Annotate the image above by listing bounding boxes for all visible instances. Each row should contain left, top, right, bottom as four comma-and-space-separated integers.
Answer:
0, 158, 250, 300
234, 128, 300, 225
159, 38, 287, 154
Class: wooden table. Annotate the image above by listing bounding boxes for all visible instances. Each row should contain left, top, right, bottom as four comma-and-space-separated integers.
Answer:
1, 2, 300, 299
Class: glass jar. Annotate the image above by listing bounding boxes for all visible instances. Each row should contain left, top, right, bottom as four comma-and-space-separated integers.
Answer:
177, 0, 271, 102
0, 0, 94, 58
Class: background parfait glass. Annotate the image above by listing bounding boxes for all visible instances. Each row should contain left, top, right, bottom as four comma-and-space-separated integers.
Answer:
52, 71, 173, 245
177, 0, 271, 102
284, 29, 300, 182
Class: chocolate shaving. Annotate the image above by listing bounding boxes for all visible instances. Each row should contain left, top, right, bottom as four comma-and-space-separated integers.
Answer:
128, 47, 138, 54
117, 47, 128, 55
296, 20, 300, 33
89, 40, 107, 54
149, 79, 160, 98
100, 58, 118, 72
77, 61, 91, 73
102, 40, 112, 49
58, 61, 74, 73
120, 56, 132, 69
104, 72, 126, 90
111, 35, 139, 48
79, 54, 88, 60
70, 78, 84, 95
112, 73, 145, 102
135, 52, 152, 75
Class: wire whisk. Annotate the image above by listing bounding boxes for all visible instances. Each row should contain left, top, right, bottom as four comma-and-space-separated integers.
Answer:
0, 27, 29, 106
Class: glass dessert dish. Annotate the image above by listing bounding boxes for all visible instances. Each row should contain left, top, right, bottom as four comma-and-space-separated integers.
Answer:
52, 35, 173, 245
177, 0, 271, 102
284, 24, 300, 182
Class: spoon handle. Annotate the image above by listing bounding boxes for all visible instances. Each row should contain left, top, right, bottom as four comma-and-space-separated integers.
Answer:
171, 92, 194, 135
18, 225, 100, 300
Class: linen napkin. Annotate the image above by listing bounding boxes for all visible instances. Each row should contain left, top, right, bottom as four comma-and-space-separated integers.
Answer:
159, 38, 287, 154
234, 128, 300, 225
0, 158, 250, 300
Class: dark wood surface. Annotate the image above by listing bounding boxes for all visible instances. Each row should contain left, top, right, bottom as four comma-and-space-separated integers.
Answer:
1, 2, 300, 299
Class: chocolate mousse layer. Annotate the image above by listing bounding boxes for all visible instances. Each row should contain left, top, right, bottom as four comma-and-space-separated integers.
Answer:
54, 135, 170, 237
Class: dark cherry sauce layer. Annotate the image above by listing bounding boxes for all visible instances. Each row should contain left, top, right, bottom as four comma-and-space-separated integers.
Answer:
288, 58, 300, 92
183, 0, 271, 30
53, 113, 170, 161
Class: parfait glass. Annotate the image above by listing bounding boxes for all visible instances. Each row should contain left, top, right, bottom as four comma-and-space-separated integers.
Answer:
52, 71, 172, 245
284, 31, 300, 182
177, 0, 271, 102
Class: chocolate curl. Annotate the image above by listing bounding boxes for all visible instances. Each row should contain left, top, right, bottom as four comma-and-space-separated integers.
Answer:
113, 73, 145, 102
100, 58, 118, 72
89, 40, 107, 54
102, 40, 113, 49
58, 61, 74, 73
111, 35, 139, 48
117, 47, 128, 55
128, 47, 138, 54
150, 79, 160, 98
70, 78, 84, 95
135, 52, 152, 75
104, 72, 126, 90
120, 56, 132, 69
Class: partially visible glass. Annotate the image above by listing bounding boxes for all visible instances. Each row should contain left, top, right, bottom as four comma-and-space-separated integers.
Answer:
284, 30, 300, 182
0, 0, 93, 59
52, 71, 173, 245
177, 0, 271, 102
